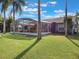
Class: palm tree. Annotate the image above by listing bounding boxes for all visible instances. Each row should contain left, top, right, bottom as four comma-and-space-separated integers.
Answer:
0, 16, 3, 23
0, 0, 25, 33
76, 11, 79, 33
6, 16, 13, 32
10, 0, 25, 32
64, 0, 68, 36
0, 16, 3, 32
0, 0, 9, 33
37, 0, 41, 40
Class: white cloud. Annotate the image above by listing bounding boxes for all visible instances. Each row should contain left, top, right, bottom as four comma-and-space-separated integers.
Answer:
54, 10, 64, 13
34, 3, 38, 6
41, 3, 48, 7
23, 6, 28, 11
67, 12, 75, 16
52, 15, 61, 18
23, 7, 38, 12
41, 14, 53, 19
42, 15, 61, 19
54, 9, 75, 16
45, 15, 53, 18
28, 10, 47, 15
33, 3, 48, 7
23, 6, 47, 14
41, 15, 61, 19
25, 1, 28, 4
41, 11, 47, 14
41, 12, 75, 19
56, 12, 76, 16
27, 1, 57, 7
49, 1, 57, 5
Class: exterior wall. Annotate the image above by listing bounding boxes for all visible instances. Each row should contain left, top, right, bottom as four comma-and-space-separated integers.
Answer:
57, 23, 64, 33
51, 23, 64, 33
51, 23, 57, 33
72, 16, 77, 34
41, 22, 51, 32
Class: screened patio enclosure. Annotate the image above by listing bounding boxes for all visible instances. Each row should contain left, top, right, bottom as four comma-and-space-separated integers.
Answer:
11, 18, 51, 33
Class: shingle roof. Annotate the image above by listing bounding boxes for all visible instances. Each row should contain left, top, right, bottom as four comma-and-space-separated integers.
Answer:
43, 17, 64, 23
17, 18, 36, 22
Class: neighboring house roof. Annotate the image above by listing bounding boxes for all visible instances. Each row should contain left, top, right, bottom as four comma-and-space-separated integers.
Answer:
43, 17, 64, 23
43, 16, 76, 23
15, 16, 76, 25
16, 18, 36, 25
17, 18, 36, 22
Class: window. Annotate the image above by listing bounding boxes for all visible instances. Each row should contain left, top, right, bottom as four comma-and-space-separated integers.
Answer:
24, 26, 28, 30
59, 28, 64, 31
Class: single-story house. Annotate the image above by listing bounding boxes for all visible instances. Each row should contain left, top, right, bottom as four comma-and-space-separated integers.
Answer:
43, 16, 78, 34
11, 18, 51, 33
11, 18, 37, 32
11, 16, 78, 34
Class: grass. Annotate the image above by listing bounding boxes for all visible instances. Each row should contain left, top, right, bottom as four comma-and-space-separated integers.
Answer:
0, 33, 79, 59
0, 33, 36, 59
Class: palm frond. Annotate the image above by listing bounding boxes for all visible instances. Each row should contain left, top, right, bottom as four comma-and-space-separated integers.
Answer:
10, 0, 25, 15
18, 0, 25, 6
1, 0, 9, 12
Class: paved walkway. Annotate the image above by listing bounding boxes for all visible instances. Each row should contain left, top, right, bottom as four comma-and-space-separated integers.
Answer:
11, 32, 51, 36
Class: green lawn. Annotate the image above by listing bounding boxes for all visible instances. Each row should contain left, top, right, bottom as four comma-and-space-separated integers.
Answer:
0, 33, 79, 59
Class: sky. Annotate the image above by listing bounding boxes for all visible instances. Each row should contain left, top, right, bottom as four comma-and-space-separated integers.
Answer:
0, 0, 79, 20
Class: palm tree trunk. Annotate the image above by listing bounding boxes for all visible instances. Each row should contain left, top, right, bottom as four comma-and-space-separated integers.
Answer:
21, 20, 24, 32
64, 0, 68, 36
37, 0, 41, 40
13, 3, 16, 32
3, 10, 6, 33
76, 11, 78, 33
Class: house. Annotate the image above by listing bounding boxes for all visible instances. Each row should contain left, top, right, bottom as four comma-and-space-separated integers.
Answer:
11, 18, 37, 32
11, 16, 78, 34
43, 17, 65, 33
43, 16, 78, 34
12, 18, 51, 33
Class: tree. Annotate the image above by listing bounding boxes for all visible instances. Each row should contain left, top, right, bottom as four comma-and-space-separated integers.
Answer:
0, 16, 3, 23
76, 11, 79, 33
6, 16, 13, 32
0, 0, 9, 33
10, 0, 25, 32
0, 16, 3, 32
64, 0, 68, 36
37, 0, 41, 40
